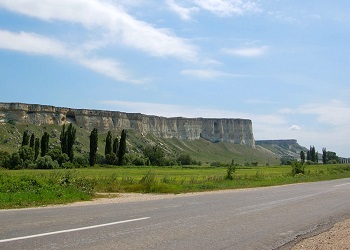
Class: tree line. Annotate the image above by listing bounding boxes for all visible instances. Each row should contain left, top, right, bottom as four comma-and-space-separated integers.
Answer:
0, 124, 128, 169
299, 145, 340, 164
0, 124, 203, 169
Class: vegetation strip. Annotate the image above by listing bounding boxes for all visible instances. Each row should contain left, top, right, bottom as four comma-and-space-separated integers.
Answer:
1, 164, 350, 209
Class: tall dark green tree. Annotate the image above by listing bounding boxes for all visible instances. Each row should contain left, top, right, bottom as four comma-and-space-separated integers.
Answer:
29, 133, 35, 148
67, 123, 76, 162
309, 146, 316, 162
322, 147, 327, 164
34, 138, 40, 160
105, 131, 112, 157
60, 124, 68, 154
40, 132, 50, 157
113, 137, 119, 155
118, 129, 127, 166
22, 130, 30, 146
89, 128, 98, 166
300, 151, 305, 164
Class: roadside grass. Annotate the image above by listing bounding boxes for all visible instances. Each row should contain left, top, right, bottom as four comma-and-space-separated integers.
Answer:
1, 164, 350, 209
0, 170, 94, 209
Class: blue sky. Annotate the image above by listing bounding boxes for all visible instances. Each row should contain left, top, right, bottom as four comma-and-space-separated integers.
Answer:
0, 0, 350, 157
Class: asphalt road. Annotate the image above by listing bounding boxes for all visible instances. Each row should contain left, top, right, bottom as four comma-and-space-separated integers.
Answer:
1, 178, 350, 250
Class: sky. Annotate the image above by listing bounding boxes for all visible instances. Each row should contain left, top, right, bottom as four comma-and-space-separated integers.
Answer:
0, 0, 350, 157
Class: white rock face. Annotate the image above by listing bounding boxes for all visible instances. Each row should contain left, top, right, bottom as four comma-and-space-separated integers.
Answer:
0, 102, 255, 147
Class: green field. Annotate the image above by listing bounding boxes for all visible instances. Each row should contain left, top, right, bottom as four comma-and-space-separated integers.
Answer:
2, 164, 350, 209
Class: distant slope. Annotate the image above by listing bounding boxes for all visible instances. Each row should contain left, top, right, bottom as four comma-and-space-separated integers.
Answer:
255, 139, 307, 160
0, 123, 280, 166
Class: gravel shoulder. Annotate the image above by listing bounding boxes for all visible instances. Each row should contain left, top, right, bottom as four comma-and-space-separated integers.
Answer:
292, 218, 350, 250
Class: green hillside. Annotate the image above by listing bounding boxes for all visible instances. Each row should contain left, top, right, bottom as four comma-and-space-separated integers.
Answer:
0, 123, 280, 166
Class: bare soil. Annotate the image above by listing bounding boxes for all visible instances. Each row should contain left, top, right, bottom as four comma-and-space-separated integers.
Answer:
292, 218, 350, 250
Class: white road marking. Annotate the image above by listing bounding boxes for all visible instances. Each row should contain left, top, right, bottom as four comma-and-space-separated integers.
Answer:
0, 217, 150, 243
334, 182, 350, 187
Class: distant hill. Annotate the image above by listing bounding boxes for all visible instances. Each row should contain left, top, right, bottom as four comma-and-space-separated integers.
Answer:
255, 139, 307, 160
0, 123, 280, 166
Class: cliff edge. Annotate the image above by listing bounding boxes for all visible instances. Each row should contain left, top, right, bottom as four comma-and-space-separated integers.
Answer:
0, 102, 255, 147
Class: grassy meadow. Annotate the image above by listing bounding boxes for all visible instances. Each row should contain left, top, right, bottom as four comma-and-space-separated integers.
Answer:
1, 164, 350, 209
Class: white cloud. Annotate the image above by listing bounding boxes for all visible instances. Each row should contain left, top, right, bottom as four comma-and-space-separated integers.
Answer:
0, 30, 68, 57
281, 100, 350, 127
0, 0, 198, 61
181, 69, 249, 79
289, 125, 301, 130
78, 58, 138, 84
223, 46, 269, 57
0, 29, 138, 83
299, 100, 350, 126
167, 0, 261, 20
192, 0, 261, 16
166, 0, 199, 20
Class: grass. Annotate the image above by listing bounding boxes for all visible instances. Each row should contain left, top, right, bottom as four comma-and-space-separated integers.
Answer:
1, 164, 350, 209
0, 170, 94, 209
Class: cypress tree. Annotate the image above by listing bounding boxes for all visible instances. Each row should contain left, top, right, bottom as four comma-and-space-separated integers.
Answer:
29, 133, 35, 148
40, 132, 50, 157
113, 137, 119, 155
22, 130, 30, 146
310, 146, 316, 162
34, 138, 40, 160
89, 128, 98, 166
67, 123, 76, 162
60, 124, 68, 154
118, 129, 127, 166
322, 148, 327, 164
105, 131, 112, 157
300, 151, 305, 164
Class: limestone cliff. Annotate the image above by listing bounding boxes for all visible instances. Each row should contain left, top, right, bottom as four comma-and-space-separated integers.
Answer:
0, 102, 255, 147
255, 139, 307, 158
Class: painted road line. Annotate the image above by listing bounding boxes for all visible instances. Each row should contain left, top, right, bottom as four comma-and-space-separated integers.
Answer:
334, 183, 350, 187
0, 217, 150, 243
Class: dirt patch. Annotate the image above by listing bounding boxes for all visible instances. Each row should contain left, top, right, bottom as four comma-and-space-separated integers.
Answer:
292, 218, 350, 250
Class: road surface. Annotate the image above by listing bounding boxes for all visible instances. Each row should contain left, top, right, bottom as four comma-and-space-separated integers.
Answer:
1, 178, 350, 249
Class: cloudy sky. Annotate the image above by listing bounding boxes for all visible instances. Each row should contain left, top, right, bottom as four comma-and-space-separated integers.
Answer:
0, 0, 350, 157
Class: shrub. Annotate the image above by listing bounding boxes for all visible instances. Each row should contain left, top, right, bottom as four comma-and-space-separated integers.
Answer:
292, 161, 305, 176
140, 169, 156, 192
105, 153, 118, 165
132, 156, 145, 166
177, 154, 192, 165
36, 156, 59, 169
225, 164, 236, 180
0, 150, 11, 168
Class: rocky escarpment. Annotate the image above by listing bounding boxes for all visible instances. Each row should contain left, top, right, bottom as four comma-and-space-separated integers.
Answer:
0, 102, 255, 147
255, 139, 307, 158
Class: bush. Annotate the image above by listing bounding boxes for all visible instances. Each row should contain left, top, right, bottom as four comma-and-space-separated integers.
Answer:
105, 153, 118, 165
132, 156, 145, 166
10, 152, 23, 169
292, 161, 305, 176
225, 164, 236, 180
140, 169, 156, 192
36, 156, 59, 169
210, 161, 222, 167
73, 156, 88, 166
0, 150, 11, 168
177, 154, 192, 165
